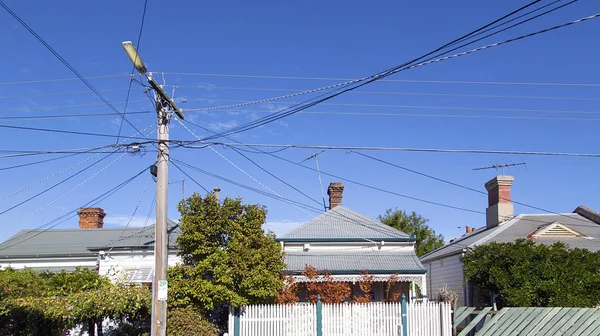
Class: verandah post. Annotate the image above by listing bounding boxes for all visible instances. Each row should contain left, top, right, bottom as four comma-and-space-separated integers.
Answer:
401, 293, 408, 336
316, 294, 323, 336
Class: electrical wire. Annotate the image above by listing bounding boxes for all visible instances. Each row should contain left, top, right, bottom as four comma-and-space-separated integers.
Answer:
174, 117, 316, 218
0, 128, 155, 231
111, 174, 152, 249
0, 166, 147, 251
183, 142, 600, 158
0, 111, 153, 121
0, 124, 154, 202
180, 119, 483, 215
352, 151, 596, 226
117, 0, 149, 143
0, 1, 145, 136
174, 85, 600, 102
198, 11, 600, 140
171, 159, 395, 245
0, 124, 154, 141
0, 75, 128, 86
184, 100, 600, 116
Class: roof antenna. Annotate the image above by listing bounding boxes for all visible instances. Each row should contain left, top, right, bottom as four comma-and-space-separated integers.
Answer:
473, 162, 526, 175
301, 150, 327, 211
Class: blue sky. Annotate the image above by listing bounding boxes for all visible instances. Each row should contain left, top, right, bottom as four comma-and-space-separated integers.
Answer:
1, 0, 599, 244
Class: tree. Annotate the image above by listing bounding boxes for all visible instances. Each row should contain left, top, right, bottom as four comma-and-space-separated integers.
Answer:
378, 208, 444, 257
462, 239, 600, 308
0, 267, 150, 336
171, 192, 286, 314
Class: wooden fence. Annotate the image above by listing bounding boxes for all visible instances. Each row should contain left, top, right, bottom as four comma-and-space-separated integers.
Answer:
227, 296, 451, 336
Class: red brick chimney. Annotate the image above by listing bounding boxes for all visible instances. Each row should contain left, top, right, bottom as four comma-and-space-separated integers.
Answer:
77, 208, 106, 229
327, 182, 344, 210
484, 176, 514, 228
465, 225, 471, 234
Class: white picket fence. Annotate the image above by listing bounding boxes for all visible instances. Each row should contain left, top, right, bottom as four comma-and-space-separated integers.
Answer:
406, 302, 452, 336
228, 301, 452, 336
322, 302, 403, 336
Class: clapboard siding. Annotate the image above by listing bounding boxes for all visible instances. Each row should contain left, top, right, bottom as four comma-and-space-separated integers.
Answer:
423, 254, 465, 305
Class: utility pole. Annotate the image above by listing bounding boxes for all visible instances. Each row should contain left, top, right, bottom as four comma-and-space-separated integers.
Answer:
122, 41, 184, 336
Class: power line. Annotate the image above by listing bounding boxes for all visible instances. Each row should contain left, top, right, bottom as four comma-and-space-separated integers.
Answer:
198, 11, 600, 140
0, 100, 148, 113
179, 1, 548, 130
0, 88, 127, 100
0, 1, 144, 136
0, 127, 154, 230
173, 85, 600, 102
174, 118, 316, 217
0, 111, 153, 121
181, 119, 484, 215
184, 142, 600, 158
184, 100, 600, 116
171, 159, 399, 244
0, 124, 154, 141
0, 124, 154, 202
166, 73, 600, 87
0, 151, 95, 172
230, 147, 323, 207
353, 151, 595, 226
0, 75, 128, 86
117, 0, 149, 143
0, 166, 147, 251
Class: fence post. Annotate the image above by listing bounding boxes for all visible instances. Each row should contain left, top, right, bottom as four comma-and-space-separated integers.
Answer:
316, 294, 323, 336
233, 307, 240, 336
401, 293, 408, 336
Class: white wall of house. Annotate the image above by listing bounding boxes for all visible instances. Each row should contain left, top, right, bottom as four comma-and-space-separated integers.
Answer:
0, 257, 97, 271
99, 251, 181, 283
423, 253, 466, 306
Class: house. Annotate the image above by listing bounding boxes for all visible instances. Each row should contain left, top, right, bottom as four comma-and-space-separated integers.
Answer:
0, 207, 181, 283
277, 182, 427, 301
420, 175, 600, 306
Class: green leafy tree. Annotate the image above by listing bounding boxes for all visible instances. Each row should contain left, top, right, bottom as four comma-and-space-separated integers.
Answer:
463, 239, 600, 308
170, 192, 285, 314
378, 208, 444, 256
0, 267, 150, 336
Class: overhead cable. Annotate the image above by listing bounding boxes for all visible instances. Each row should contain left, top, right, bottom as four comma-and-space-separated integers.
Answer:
198, 11, 600, 140
0, 166, 147, 250
0, 1, 144, 136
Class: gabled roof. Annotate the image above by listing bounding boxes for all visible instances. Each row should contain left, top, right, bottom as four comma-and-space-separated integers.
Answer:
421, 212, 600, 263
0, 220, 180, 259
277, 206, 414, 242
283, 251, 426, 274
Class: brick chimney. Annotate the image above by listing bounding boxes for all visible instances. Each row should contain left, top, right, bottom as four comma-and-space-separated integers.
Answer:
485, 176, 514, 229
77, 208, 106, 229
327, 182, 344, 210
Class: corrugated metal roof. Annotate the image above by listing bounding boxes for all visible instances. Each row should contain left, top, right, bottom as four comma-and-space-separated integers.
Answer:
0, 220, 180, 258
283, 251, 425, 274
278, 206, 412, 241
421, 213, 600, 262
477, 307, 600, 335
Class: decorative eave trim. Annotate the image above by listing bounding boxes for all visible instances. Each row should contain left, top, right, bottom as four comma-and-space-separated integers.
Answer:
276, 237, 415, 243
289, 274, 424, 285
282, 269, 426, 275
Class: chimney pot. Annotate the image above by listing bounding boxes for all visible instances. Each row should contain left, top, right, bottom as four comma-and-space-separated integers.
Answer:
327, 182, 344, 210
214, 185, 221, 201
485, 175, 514, 229
77, 208, 106, 229
466, 225, 471, 234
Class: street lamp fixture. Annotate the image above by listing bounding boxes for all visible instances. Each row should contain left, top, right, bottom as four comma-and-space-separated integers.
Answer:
121, 41, 147, 75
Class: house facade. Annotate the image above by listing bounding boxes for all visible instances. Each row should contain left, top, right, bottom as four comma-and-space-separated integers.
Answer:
0, 207, 181, 283
277, 182, 427, 302
420, 175, 600, 306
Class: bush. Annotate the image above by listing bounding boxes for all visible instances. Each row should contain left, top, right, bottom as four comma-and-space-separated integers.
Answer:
167, 306, 219, 336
